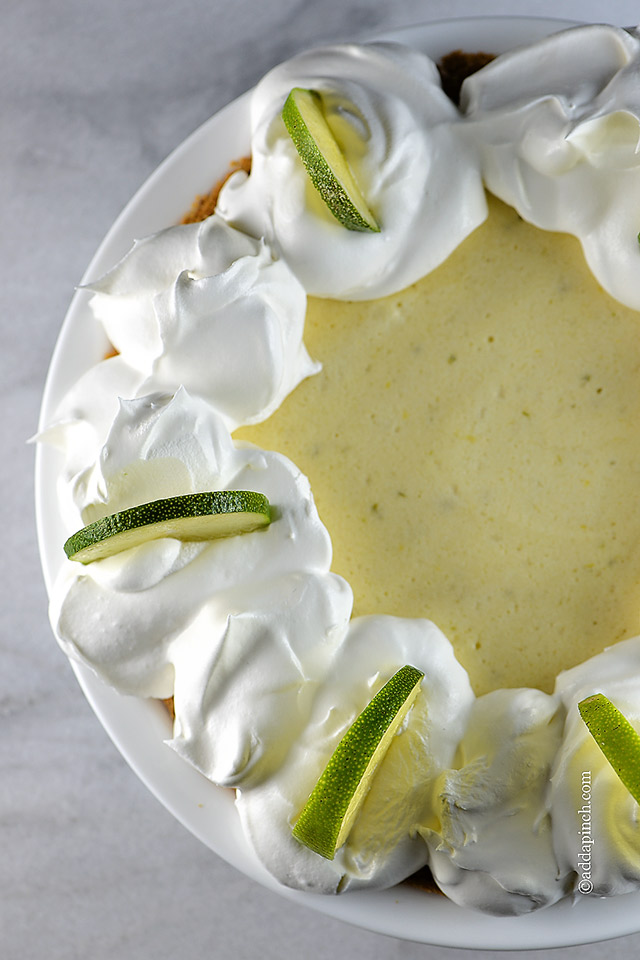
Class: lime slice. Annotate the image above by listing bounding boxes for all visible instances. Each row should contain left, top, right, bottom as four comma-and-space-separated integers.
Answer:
578, 692, 640, 803
63, 490, 271, 564
292, 664, 424, 859
282, 87, 379, 233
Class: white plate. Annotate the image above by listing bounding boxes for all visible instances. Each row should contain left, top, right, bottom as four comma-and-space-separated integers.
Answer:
36, 16, 640, 950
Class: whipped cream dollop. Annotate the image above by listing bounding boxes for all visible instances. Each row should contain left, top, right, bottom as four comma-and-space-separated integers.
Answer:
38, 354, 147, 528
217, 42, 487, 299
236, 616, 474, 892
461, 23, 640, 310
550, 636, 640, 897
84, 214, 318, 429
50, 389, 334, 689
50, 388, 358, 789
423, 689, 568, 916
169, 571, 353, 788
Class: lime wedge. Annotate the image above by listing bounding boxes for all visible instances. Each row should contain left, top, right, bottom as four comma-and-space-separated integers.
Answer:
578, 692, 640, 803
282, 87, 379, 233
292, 664, 424, 859
64, 490, 271, 564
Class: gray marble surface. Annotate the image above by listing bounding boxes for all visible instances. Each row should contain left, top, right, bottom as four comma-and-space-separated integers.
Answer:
7, 0, 640, 957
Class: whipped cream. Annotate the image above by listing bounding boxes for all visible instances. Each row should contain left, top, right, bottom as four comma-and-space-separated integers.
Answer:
50, 390, 336, 705
423, 688, 568, 916
38, 354, 147, 528
85, 214, 318, 429
236, 616, 473, 892
169, 571, 353, 789
461, 23, 640, 310
217, 42, 487, 299
551, 636, 640, 897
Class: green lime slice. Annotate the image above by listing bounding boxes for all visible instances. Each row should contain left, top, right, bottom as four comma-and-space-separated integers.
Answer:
282, 87, 379, 233
578, 692, 640, 803
63, 490, 271, 564
292, 664, 424, 859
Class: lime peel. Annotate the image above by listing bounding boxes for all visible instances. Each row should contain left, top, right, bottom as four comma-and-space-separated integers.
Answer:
292, 664, 424, 860
282, 87, 380, 233
63, 490, 271, 564
578, 692, 640, 804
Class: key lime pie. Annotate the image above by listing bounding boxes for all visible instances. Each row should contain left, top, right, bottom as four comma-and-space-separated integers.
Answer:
42, 22, 640, 917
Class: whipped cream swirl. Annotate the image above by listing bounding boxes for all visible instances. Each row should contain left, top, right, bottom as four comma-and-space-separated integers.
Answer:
217, 42, 487, 299
236, 616, 473, 892
423, 688, 568, 916
551, 636, 640, 897
50, 389, 353, 787
461, 23, 640, 310
85, 214, 318, 429
39, 354, 148, 529
169, 571, 353, 788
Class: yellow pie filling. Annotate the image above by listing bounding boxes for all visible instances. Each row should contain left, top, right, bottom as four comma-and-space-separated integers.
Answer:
236, 194, 640, 695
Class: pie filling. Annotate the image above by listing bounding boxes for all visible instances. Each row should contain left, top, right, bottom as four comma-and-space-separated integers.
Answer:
237, 193, 640, 695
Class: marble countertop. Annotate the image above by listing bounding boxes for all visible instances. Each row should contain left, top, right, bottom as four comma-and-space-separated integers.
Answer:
7, 0, 640, 957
